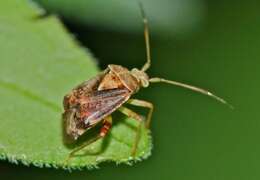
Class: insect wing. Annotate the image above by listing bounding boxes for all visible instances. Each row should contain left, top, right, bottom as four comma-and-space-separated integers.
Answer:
79, 88, 131, 126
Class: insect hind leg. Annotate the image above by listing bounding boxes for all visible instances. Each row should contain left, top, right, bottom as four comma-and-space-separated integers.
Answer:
118, 106, 144, 157
64, 116, 112, 165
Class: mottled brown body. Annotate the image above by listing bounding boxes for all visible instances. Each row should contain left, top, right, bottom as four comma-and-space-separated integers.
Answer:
63, 65, 148, 140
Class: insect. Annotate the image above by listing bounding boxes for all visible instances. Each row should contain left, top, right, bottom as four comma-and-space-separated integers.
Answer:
63, 3, 231, 163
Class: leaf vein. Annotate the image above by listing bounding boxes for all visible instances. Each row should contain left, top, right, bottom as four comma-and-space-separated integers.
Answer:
0, 79, 61, 112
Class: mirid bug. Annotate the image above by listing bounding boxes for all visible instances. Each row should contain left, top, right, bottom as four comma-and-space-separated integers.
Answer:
63, 3, 232, 163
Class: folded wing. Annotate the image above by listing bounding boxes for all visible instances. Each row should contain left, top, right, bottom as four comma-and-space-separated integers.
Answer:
78, 88, 131, 127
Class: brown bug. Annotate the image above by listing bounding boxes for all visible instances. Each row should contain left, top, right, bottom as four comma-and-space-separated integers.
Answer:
63, 3, 231, 162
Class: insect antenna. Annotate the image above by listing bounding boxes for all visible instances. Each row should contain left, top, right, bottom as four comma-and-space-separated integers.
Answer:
138, 3, 232, 108
139, 1, 151, 72
149, 77, 233, 109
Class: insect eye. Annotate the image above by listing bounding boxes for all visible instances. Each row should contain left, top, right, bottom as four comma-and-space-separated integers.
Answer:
141, 78, 149, 88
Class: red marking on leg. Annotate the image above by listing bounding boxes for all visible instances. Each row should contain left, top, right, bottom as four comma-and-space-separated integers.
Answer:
100, 121, 112, 137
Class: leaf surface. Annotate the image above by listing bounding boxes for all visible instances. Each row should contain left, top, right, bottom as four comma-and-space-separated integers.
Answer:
0, 0, 151, 170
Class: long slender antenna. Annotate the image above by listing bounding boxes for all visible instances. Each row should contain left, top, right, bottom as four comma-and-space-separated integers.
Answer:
149, 77, 233, 109
139, 2, 151, 72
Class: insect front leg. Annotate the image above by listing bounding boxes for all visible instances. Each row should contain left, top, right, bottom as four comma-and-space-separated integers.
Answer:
127, 99, 154, 128
64, 115, 112, 165
118, 106, 143, 157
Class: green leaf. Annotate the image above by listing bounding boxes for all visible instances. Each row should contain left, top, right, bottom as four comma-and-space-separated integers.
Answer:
0, 0, 151, 170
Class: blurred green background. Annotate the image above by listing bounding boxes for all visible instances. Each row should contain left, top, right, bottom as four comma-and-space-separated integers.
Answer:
2, 0, 260, 179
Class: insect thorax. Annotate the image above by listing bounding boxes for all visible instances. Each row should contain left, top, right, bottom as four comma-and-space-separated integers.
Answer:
98, 64, 149, 93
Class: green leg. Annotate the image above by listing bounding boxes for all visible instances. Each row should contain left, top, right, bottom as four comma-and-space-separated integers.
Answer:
118, 106, 143, 157
127, 99, 154, 128
64, 115, 112, 165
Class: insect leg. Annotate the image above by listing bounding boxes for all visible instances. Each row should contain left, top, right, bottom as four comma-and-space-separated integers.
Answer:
118, 106, 143, 121
64, 116, 112, 164
100, 115, 113, 137
127, 99, 154, 128
118, 106, 143, 156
